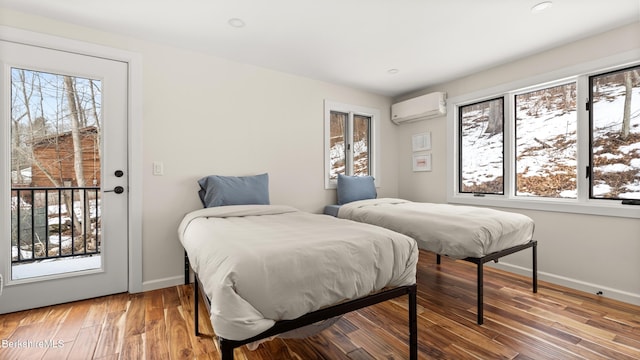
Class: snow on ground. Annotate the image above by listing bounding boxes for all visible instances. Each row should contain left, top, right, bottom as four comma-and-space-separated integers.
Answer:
11, 255, 101, 280
461, 83, 639, 199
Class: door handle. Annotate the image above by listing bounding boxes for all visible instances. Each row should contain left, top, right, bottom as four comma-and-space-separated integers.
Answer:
105, 186, 125, 194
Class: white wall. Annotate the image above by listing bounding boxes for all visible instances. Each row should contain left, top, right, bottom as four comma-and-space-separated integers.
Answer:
0, 8, 400, 290
396, 22, 640, 305
4, 7, 638, 306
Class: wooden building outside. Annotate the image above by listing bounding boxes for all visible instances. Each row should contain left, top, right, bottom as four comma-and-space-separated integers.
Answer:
30, 126, 101, 188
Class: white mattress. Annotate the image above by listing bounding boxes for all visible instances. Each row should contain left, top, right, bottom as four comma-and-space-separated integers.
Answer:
338, 198, 535, 260
178, 204, 418, 341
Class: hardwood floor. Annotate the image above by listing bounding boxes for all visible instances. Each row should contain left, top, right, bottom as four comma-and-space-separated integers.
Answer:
2, 250, 640, 359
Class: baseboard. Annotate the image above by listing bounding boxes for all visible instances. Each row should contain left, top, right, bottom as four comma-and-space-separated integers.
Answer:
144, 264, 640, 308
141, 275, 184, 292
489, 262, 640, 307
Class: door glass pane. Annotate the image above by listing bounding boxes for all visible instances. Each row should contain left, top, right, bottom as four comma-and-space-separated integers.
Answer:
353, 114, 371, 176
10, 68, 102, 280
329, 111, 347, 180
590, 65, 640, 200
515, 82, 577, 198
459, 98, 504, 194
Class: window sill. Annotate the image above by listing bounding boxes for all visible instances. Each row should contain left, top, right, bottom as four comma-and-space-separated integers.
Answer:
447, 194, 640, 219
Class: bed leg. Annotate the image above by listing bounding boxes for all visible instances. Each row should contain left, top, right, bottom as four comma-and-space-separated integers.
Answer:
533, 241, 538, 293
219, 338, 235, 360
408, 284, 418, 360
184, 250, 190, 285
194, 274, 200, 336
477, 263, 484, 325
436, 254, 441, 265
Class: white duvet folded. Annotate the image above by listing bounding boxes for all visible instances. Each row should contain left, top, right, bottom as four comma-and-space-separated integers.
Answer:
178, 205, 417, 341
338, 198, 535, 259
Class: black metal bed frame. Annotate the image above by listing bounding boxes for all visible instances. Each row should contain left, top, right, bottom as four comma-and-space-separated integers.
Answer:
435, 240, 538, 325
184, 253, 418, 360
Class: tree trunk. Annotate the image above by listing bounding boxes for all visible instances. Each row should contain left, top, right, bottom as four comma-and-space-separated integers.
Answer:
484, 99, 503, 136
64, 76, 86, 240
621, 71, 632, 140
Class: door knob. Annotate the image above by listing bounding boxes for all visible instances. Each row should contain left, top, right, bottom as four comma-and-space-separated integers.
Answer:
105, 186, 125, 194
114, 170, 124, 177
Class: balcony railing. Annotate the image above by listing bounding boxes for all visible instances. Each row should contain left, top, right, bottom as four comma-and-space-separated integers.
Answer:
11, 186, 101, 264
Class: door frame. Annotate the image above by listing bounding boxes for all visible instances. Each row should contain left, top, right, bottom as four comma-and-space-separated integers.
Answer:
0, 26, 143, 293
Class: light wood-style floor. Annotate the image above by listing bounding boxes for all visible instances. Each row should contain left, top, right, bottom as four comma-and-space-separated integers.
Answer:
1, 250, 640, 359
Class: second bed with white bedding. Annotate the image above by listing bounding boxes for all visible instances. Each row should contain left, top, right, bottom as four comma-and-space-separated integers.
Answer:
337, 198, 535, 259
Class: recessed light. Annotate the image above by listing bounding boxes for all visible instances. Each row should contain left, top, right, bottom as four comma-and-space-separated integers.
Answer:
387, 68, 399, 75
228, 18, 246, 28
531, 1, 553, 13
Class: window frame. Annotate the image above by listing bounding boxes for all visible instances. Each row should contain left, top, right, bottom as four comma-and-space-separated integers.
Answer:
458, 96, 505, 195
513, 79, 578, 199
324, 100, 380, 189
447, 51, 640, 219
588, 64, 640, 201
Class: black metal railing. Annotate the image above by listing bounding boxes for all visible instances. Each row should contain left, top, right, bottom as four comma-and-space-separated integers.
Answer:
11, 186, 101, 264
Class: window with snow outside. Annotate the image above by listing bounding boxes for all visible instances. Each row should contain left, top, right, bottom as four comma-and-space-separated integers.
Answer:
329, 111, 371, 181
515, 82, 577, 198
589, 65, 640, 200
458, 97, 504, 195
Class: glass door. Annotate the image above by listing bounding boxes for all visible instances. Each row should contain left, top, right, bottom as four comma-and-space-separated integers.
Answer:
0, 39, 128, 313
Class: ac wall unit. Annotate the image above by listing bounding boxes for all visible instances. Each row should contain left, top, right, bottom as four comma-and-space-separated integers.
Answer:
391, 92, 447, 124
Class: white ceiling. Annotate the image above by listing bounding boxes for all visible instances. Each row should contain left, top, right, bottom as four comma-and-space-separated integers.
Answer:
1, 0, 639, 97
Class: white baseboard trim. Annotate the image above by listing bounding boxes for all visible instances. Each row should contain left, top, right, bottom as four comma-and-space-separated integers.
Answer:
489, 262, 640, 306
143, 264, 640, 308
142, 275, 184, 292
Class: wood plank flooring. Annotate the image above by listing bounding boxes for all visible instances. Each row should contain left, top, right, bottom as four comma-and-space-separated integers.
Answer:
1, 250, 640, 359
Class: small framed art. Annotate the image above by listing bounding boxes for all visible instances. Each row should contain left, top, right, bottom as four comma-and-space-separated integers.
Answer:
412, 132, 431, 152
412, 153, 432, 172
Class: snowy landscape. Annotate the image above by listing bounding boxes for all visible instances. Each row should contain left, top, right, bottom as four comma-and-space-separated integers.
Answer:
460, 77, 640, 200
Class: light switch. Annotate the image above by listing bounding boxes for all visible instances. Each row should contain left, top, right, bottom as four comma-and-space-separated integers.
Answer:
152, 161, 164, 176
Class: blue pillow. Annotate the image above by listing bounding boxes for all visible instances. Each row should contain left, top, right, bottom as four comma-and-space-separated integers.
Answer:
198, 173, 270, 208
337, 174, 377, 205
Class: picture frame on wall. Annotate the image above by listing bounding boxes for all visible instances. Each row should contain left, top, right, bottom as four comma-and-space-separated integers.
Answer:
412, 132, 431, 152
412, 153, 432, 172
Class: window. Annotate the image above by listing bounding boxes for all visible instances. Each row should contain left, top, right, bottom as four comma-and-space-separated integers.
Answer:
589, 65, 640, 200
449, 58, 640, 218
324, 100, 379, 189
515, 82, 577, 198
459, 97, 504, 195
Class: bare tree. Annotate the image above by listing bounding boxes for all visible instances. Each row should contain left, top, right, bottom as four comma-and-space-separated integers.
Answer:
64, 76, 88, 249
621, 70, 635, 140
484, 99, 503, 136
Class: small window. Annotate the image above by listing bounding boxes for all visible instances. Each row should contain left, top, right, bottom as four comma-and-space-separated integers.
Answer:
328, 111, 348, 180
352, 114, 371, 176
458, 97, 504, 195
515, 82, 577, 198
589, 65, 640, 200
324, 101, 378, 189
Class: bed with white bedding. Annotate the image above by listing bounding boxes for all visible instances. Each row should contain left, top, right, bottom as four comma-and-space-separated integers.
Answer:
328, 198, 537, 325
337, 198, 534, 260
179, 203, 419, 359
324, 174, 537, 325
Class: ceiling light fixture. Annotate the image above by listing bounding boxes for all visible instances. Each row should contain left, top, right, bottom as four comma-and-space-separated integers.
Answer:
387, 68, 399, 75
531, 1, 553, 13
228, 18, 246, 28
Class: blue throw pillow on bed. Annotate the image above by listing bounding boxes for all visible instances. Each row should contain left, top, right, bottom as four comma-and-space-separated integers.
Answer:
198, 173, 270, 208
337, 174, 377, 205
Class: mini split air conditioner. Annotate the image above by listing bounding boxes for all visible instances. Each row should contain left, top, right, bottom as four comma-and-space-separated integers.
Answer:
391, 92, 447, 124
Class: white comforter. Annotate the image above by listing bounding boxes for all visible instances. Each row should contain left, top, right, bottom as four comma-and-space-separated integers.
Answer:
178, 205, 417, 341
338, 198, 534, 260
